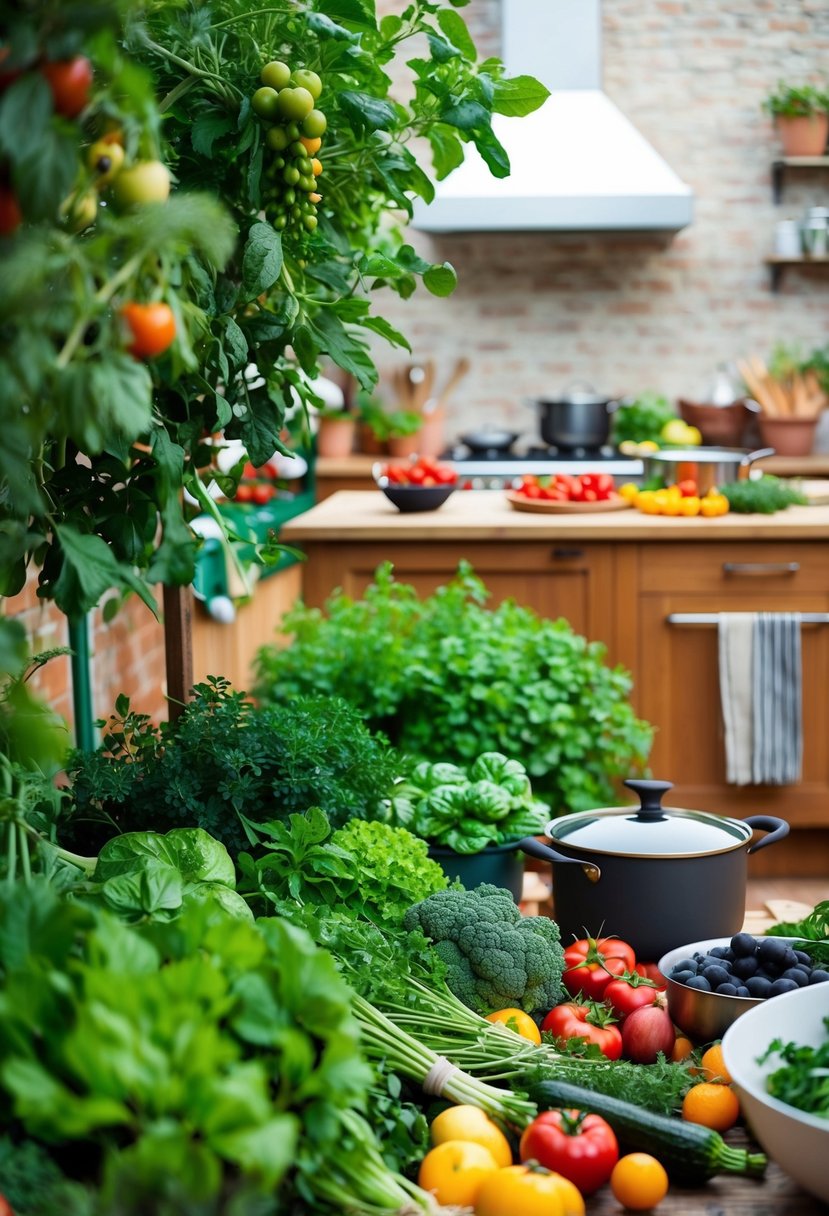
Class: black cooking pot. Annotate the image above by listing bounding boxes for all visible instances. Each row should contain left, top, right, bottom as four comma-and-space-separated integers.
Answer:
460, 429, 521, 455
517, 779, 789, 960
528, 383, 618, 450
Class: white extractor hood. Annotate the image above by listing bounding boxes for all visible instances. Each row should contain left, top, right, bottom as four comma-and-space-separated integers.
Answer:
413, 0, 694, 234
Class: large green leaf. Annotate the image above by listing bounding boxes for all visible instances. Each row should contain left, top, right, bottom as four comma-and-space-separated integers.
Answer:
309, 311, 377, 391
493, 75, 551, 117
423, 262, 458, 297
436, 9, 477, 60
241, 222, 283, 302
54, 526, 157, 617
338, 90, 398, 133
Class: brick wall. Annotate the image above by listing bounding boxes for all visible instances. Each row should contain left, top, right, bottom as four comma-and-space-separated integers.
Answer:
374, 0, 829, 448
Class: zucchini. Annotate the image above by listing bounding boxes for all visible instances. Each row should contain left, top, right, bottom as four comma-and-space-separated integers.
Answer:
527, 1079, 767, 1185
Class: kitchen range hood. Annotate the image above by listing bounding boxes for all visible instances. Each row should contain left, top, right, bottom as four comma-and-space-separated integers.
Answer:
413, 0, 694, 234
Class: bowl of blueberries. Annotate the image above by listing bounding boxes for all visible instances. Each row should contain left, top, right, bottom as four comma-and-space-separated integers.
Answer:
658, 933, 829, 1042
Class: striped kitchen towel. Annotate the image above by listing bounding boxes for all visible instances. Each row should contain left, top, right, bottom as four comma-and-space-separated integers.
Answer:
718, 613, 803, 786
752, 612, 802, 786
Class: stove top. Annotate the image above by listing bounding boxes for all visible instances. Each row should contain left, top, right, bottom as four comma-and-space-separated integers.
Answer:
443, 443, 643, 480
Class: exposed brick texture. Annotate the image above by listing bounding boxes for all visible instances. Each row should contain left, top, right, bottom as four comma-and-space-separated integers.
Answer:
374, 0, 829, 449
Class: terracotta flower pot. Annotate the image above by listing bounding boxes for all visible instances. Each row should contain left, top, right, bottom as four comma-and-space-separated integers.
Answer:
775, 113, 829, 156
358, 423, 386, 456
757, 415, 819, 457
387, 431, 422, 458
316, 414, 356, 458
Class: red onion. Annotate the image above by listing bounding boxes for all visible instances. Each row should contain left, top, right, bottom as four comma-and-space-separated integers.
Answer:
621, 1000, 676, 1064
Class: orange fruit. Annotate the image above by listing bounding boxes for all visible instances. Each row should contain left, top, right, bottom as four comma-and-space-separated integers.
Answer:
430, 1105, 512, 1168
610, 1153, 669, 1210
670, 1035, 694, 1063
682, 1082, 740, 1132
485, 1008, 542, 1045
418, 1139, 499, 1206
475, 1164, 585, 1216
700, 1042, 733, 1084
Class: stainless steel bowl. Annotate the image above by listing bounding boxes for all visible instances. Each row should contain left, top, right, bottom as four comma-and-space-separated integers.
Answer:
658, 936, 765, 1043
641, 446, 774, 496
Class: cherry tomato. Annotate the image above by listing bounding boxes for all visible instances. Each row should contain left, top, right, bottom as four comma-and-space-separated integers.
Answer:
610, 1153, 669, 1210
41, 56, 93, 117
300, 135, 322, 154
252, 483, 275, 504
234, 484, 254, 503
0, 186, 22, 235
603, 974, 662, 1021
113, 162, 171, 208
87, 138, 125, 185
260, 60, 291, 90
122, 302, 176, 359
252, 86, 280, 119
562, 937, 637, 1001
291, 69, 323, 99
277, 86, 315, 121
302, 108, 327, 137
634, 961, 667, 989
519, 1108, 619, 1196
541, 1001, 623, 1060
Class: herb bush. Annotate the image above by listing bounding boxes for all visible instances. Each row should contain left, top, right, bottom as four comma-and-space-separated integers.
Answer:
255, 564, 653, 811
66, 677, 399, 855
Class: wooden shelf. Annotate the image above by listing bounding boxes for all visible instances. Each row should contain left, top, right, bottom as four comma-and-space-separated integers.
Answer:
764, 253, 829, 292
772, 154, 829, 202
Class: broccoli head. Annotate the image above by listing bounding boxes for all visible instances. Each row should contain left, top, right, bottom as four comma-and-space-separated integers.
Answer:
403, 883, 564, 1015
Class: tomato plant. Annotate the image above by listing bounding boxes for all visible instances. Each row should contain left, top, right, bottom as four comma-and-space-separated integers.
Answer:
541, 1001, 623, 1060
519, 1109, 619, 1196
562, 937, 637, 1000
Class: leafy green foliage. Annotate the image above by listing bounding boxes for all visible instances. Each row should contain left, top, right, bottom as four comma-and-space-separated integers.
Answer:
763, 81, 829, 117
1, 0, 547, 617
0, 1135, 93, 1216
404, 883, 565, 1015
255, 564, 653, 810
760, 1018, 829, 1117
767, 899, 829, 941
65, 677, 400, 855
612, 391, 676, 446
0, 881, 370, 1213
721, 475, 807, 514
389, 752, 548, 853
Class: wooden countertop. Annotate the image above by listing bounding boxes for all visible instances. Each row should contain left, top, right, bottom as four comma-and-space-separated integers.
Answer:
282, 490, 829, 543
316, 453, 829, 478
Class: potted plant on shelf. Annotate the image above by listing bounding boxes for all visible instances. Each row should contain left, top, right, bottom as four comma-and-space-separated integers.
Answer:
737, 344, 828, 456
763, 83, 829, 157
387, 751, 550, 901
314, 405, 357, 458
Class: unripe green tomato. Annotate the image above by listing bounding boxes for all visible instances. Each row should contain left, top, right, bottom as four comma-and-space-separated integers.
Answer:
86, 139, 125, 185
60, 189, 98, 232
266, 126, 289, 151
273, 213, 287, 230
273, 155, 286, 169
297, 156, 312, 174
298, 174, 315, 192
261, 60, 291, 90
289, 140, 306, 158
276, 86, 314, 121
112, 161, 171, 207
302, 108, 327, 137
285, 122, 300, 140
301, 198, 312, 213
252, 86, 280, 119
291, 204, 302, 219
291, 69, 322, 100
303, 213, 318, 232
283, 187, 296, 206
283, 165, 300, 186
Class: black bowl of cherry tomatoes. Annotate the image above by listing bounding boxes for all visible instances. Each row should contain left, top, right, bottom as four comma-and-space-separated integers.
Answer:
373, 455, 458, 513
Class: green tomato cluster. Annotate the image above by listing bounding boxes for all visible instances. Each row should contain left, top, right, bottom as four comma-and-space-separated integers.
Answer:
251, 59, 326, 234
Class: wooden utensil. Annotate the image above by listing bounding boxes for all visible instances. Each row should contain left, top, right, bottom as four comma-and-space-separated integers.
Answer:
435, 355, 471, 410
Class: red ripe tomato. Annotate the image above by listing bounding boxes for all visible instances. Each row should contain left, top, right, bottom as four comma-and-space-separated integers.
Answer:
0, 186, 21, 235
435, 465, 458, 485
243, 462, 259, 480
41, 57, 93, 118
519, 1108, 619, 1196
122, 302, 177, 359
540, 1001, 623, 1060
406, 465, 427, 485
554, 474, 579, 500
677, 478, 699, 498
0, 1194, 14, 1216
594, 473, 615, 499
252, 483, 275, 504
234, 484, 254, 503
562, 937, 637, 1001
603, 974, 662, 1021
634, 961, 667, 990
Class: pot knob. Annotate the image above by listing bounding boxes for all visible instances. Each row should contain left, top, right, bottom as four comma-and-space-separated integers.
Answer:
623, 778, 674, 820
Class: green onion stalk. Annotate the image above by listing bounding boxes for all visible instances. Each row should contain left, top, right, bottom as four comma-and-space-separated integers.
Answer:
302, 1108, 450, 1216
353, 995, 537, 1129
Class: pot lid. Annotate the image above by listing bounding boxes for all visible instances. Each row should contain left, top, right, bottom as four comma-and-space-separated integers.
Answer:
547, 779, 753, 857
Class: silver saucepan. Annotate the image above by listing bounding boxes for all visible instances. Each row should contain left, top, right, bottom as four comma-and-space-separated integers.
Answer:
640, 446, 775, 495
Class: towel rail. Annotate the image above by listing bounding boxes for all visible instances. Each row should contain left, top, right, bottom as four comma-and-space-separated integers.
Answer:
667, 613, 829, 626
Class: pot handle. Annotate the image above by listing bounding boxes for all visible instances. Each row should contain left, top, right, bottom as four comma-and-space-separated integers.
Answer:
741, 447, 776, 466
743, 815, 790, 855
517, 837, 601, 884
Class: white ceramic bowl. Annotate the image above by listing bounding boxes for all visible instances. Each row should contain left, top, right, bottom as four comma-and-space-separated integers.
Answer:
722, 983, 829, 1204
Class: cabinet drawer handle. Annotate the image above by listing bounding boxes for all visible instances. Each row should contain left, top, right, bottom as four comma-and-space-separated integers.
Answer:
551, 547, 585, 560
722, 561, 800, 576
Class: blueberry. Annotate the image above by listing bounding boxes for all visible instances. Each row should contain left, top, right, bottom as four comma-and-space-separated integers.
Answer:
794, 950, 812, 966
708, 946, 730, 959
674, 958, 698, 974
736, 986, 751, 997
672, 969, 696, 984
686, 975, 712, 992
808, 970, 829, 985
781, 947, 799, 970
758, 938, 790, 967
746, 976, 773, 998
731, 932, 758, 958
732, 955, 758, 980
781, 967, 809, 987
769, 977, 799, 996
716, 983, 739, 996
703, 964, 731, 988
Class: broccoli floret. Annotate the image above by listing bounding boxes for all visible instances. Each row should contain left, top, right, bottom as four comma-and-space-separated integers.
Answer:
404, 883, 564, 1015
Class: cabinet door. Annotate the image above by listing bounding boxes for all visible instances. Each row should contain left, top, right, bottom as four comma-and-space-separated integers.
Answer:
636, 544, 829, 875
301, 540, 617, 651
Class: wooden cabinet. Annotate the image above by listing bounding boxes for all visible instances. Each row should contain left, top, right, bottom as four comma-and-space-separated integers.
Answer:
634, 543, 829, 876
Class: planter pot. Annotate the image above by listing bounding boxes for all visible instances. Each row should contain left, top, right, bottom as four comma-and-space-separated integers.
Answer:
757, 416, 819, 457
316, 415, 356, 458
517, 778, 789, 960
358, 423, 386, 456
775, 113, 829, 157
417, 409, 446, 459
388, 431, 422, 458
428, 840, 525, 902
